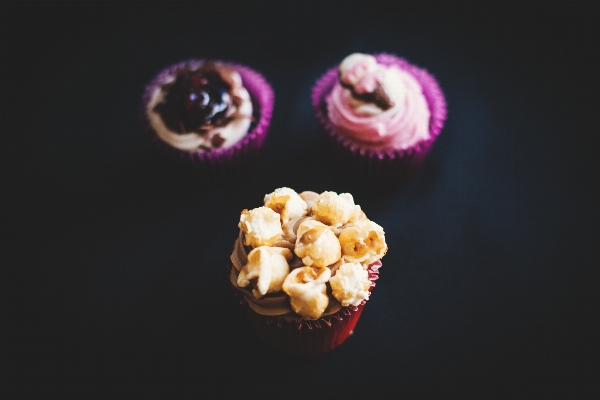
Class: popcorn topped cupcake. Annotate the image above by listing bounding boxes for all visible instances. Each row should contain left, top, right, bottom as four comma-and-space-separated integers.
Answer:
229, 188, 387, 356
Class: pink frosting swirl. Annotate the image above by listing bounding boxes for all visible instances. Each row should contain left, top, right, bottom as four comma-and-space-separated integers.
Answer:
326, 54, 431, 151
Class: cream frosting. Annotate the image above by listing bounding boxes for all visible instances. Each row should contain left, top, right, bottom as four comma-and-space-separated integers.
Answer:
282, 215, 314, 244
146, 62, 253, 152
230, 188, 387, 320
326, 53, 431, 151
298, 191, 320, 210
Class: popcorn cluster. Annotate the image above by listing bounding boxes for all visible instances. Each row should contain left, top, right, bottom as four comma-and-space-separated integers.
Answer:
235, 188, 387, 320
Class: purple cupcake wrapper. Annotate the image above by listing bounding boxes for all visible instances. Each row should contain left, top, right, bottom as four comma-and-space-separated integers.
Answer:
141, 60, 274, 181
312, 53, 447, 188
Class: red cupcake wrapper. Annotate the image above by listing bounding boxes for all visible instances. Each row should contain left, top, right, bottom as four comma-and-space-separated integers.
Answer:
232, 261, 381, 357
312, 54, 447, 192
141, 60, 274, 184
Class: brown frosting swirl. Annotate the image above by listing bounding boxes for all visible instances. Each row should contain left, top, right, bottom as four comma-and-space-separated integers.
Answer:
230, 230, 344, 321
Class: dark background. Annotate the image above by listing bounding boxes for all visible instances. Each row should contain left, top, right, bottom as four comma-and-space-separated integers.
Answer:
2, 1, 599, 397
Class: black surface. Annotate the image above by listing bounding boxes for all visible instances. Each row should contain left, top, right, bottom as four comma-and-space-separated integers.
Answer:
2, 1, 599, 397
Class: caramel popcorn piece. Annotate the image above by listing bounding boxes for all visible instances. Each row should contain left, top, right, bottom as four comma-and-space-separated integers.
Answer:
339, 219, 387, 264
294, 220, 341, 268
237, 246, 293, 299
239, 207, 283, 248
311, 191, 362, 227
264, 187, 309, 224
329, 262, 371, 306
282, 266, 331, 319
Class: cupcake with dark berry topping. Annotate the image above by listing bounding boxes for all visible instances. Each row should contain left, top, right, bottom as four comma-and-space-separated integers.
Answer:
142, 60, 273, 183
312, 53, 446, 191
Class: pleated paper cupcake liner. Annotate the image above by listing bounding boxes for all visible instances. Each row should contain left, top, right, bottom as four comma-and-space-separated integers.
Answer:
141, 60, 274, 185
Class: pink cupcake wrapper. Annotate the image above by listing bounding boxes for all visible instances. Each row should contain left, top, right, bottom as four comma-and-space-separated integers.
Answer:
232, 260, 381, 357
141, 60, 274, 182
312, 53, 447, 189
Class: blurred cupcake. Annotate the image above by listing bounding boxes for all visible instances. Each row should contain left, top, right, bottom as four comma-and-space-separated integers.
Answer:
142, 60, 274, 183
229, 188, 386, 357
312, 53, 446, 191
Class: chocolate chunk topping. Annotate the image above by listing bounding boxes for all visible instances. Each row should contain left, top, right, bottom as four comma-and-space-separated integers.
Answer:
338, 72, 394, 111
351, 85, 394, 110
153, 64, 237, 134
210, 133, 226, 148
369, 86, 394, 110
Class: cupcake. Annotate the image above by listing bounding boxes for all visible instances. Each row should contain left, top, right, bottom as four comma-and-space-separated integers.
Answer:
229, 187, 387, 356
142, 60, 274, 183
312, 53, 447, 191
